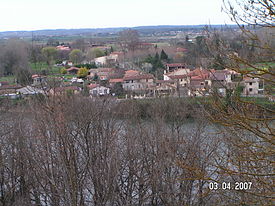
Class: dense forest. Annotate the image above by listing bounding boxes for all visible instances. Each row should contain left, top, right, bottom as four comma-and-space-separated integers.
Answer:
0, 96, 273, 206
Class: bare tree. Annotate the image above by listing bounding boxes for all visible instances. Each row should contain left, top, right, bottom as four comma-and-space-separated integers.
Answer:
118, 29, 140, 52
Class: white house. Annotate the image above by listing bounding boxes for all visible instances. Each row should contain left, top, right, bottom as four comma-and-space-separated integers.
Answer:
122, 74, 155, 92
243, 76, 264, 95
94, 56, 108, 66
163, 68, 190, 81
89, 85, 110, 96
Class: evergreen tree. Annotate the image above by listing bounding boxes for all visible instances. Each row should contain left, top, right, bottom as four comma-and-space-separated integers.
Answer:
160, 49, 168, 60
110, 46, 114, 53
144, 54, 153, 63
154, 52, 160, 64
144, 53, 164, 74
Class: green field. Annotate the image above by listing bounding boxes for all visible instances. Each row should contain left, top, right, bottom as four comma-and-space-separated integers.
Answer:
30, 62, 61, 74
242, 62, 275, 72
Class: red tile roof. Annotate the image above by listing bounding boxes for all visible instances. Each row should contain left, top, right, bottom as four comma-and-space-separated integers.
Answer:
123, 74, 154, 81
191, 76, 205, 80
109, 78, 123, 83
88, 84, 99, 89
67, 67, 80, 72
169, 75, 188, 80
124, 70, 140, 77
189, 68, 210, 79
56, 45, 70, 51
32, 74, 46, 79
176, 48, 187, 52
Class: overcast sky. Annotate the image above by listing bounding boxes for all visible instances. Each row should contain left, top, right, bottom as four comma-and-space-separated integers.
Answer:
0, 0, 233, 32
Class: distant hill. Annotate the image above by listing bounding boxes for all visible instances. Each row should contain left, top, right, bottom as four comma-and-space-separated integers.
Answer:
0, 25, 238, 39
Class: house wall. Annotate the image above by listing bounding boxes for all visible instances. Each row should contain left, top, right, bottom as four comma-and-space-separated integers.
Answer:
123, 80, 143, 91
90, 86, 110, 96
163, 74, 170, 81
164, 69, 190, 81
225, 74, 232, 83
172, 69, 190, 76
94, 56, 107, 66
178, 78, 189, 87
244, 80, 259, 95
122, 79, 154, 91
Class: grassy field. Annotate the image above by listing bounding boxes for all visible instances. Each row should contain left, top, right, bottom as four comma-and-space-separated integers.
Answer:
242, 62, 275, 72
30, 62, 61, 74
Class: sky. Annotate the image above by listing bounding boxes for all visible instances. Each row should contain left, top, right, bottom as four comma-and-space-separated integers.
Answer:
0, 0, 234, 32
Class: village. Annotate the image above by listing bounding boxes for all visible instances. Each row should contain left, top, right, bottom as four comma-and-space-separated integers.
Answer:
0, 0, 274, 205
0, 43, 268, 100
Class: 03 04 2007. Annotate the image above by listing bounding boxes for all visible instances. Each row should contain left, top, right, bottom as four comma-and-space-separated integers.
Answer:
208, 182, 252, 190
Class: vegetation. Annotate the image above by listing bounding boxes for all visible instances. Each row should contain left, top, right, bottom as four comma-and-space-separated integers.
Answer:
77, 67, 89, 78
0, 1, 273, 205
88, 48, 105, 59
60, 67, 67, 75
41, 47, 57, 69
118, 29, 140, 51
195, 1, 275, 205
74, 63, 97, 69
0, 96, 211, 206
146, 53, 163, 69
69, 49, 83, 64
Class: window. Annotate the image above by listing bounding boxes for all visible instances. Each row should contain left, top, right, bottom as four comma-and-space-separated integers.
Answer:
259, 81, 264, 89
104, 89, 107, 94
249, 82, 253, 85
249, 88, 253, 92
201, 82, 204, 85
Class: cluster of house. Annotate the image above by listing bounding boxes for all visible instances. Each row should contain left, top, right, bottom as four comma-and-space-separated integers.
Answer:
0, 63, 265, 99
62, 63, 265, 98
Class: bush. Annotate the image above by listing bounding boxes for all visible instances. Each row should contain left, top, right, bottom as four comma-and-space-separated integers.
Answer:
75, 63, 97, 69
60, 67, 67, 75
77, 67, 89, 78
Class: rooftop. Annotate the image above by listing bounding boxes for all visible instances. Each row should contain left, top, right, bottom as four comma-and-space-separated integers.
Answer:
123, 74, 154, 81
109, 78, 123, 83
